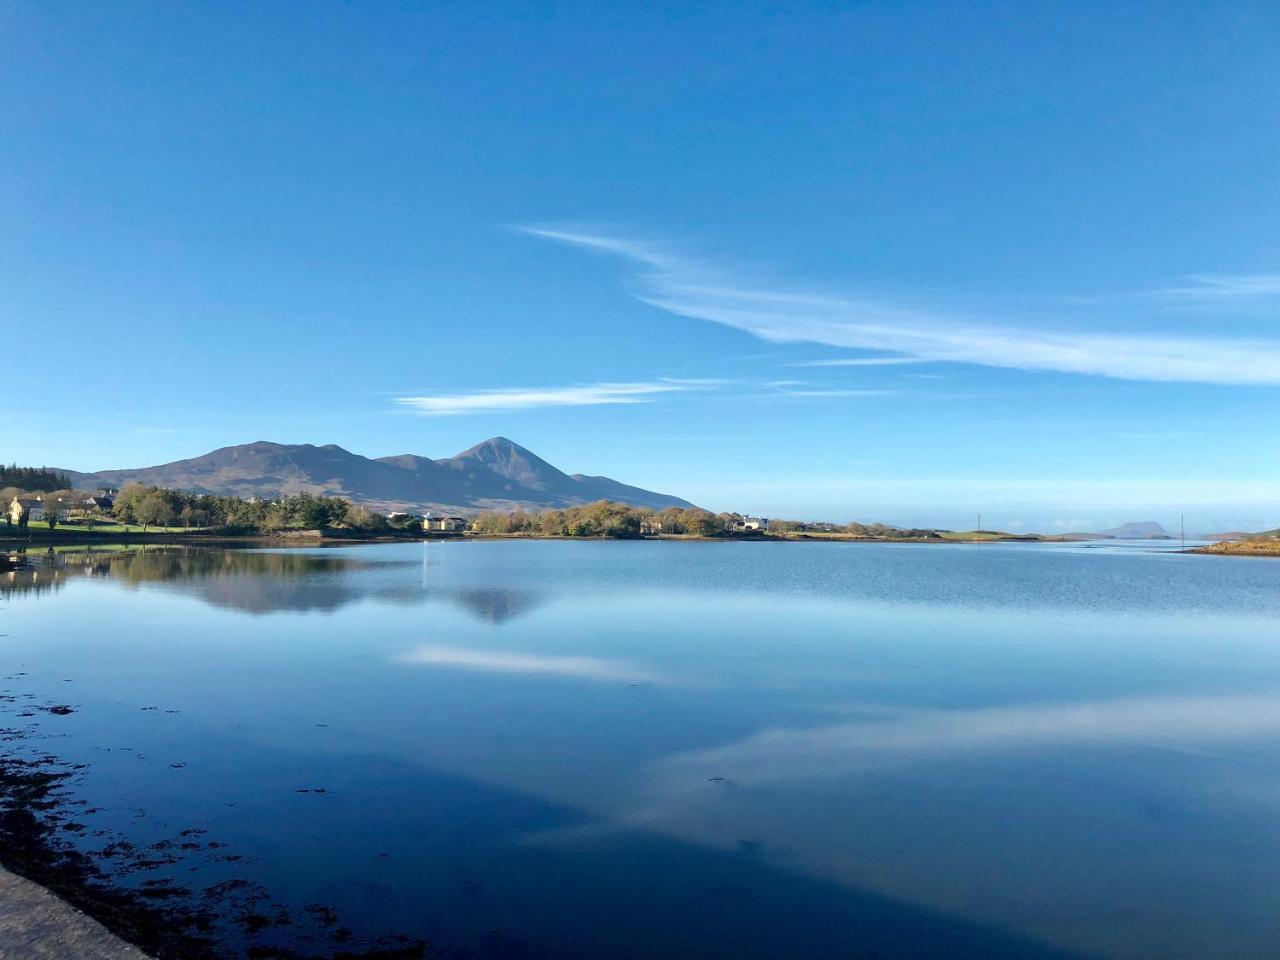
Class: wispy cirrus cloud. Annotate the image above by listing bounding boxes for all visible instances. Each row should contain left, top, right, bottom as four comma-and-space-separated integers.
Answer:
1156, 273, 1280, 301
792, 356, 930, 367
776, 388, 898, 398
518, 225, 1280, 386
396, 379, 717, 416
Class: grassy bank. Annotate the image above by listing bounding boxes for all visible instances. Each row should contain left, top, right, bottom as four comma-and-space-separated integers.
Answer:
1196, 537, 1280, 557
0, 525, 448, 549
14, 519, 189, 535
768, 529, 1060, 543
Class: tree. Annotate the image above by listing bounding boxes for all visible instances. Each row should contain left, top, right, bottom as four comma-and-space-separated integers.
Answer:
259, 504, 287, 533
179, 505, 206, 529
134, 491, 174, 532
681, 508, 722, 538
537, 510, 567, 537
45, 499, 59, 531
325, 498, 352, 528
114, 483, 149, 524
344, 504, 387, 532
0, 465, 71, 492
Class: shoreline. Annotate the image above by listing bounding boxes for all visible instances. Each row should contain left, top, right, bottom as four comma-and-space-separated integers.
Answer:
2, 529, 1080, 551
0, 530, 1195, 553
1192, 540, 1280, 558
0, 530, 446, 550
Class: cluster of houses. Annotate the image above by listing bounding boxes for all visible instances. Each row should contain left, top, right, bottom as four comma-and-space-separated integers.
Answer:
386, 511, 470, 532
424, 513, 469, 532
7, 490, 115, 526
639, 515, 769, 536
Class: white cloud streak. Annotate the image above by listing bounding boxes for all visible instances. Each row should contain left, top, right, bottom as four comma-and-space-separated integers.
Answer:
519, 225, 1280, 386
1157, 273, 1280, 301
778, 388, 898, 398
792, 357, 931, 367
396, 379, 714, 416
395, 644, 669, 684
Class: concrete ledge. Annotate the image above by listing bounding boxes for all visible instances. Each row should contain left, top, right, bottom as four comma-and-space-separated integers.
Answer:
0, 866, 150, 960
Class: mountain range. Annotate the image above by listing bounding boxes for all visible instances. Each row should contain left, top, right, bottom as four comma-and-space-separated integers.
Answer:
63, 438, 695, 514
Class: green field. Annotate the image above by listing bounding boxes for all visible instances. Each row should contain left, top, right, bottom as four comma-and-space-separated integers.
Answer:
7, 519, 194, 536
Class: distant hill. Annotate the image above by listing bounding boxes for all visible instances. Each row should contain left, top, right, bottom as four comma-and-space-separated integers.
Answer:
63, 437, 694, 514
1098, 521, 1172, 539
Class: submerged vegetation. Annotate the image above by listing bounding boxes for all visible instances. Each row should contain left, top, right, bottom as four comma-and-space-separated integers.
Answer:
0, 694, 432, 959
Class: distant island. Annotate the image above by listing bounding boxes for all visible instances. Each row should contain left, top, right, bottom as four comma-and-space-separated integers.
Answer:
1098, 521, 1173, 540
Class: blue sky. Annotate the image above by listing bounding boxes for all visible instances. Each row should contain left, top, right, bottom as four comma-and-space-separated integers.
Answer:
4, 1, 1278, 530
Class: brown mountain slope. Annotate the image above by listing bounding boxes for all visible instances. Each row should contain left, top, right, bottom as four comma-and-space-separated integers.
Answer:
65, 438, 694, 513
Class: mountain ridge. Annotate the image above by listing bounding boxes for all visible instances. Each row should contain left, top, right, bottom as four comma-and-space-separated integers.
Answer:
63, 438, 695, 514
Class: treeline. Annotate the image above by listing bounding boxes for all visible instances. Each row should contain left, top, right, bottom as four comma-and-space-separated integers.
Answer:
110, 485, 397, 533
770, 520, 942, 539
0, 465, 71, 492
472, 503, 746, 538
471, 504, 943, 540
5, 475, 942, 542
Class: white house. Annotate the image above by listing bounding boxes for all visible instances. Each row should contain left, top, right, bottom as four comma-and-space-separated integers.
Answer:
730, 516, 768, 532
9, 497, 43, 524
423, 513, 469, 532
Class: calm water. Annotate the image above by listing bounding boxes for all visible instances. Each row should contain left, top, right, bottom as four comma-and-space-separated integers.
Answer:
3, 540, 1280, 959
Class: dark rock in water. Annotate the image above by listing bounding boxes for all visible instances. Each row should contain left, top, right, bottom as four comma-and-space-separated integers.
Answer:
44, 705, 74, 716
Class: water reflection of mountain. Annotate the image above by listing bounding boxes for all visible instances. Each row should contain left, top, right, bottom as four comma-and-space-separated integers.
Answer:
2, 547, 547, 622
450, 587, 546, 624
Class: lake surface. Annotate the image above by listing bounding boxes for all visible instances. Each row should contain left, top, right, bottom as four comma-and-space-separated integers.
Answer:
3, 539, 1280, 959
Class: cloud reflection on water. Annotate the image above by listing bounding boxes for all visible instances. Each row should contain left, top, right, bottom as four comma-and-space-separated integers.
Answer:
653, 694, 1280, 788
395, 643, 670, 684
